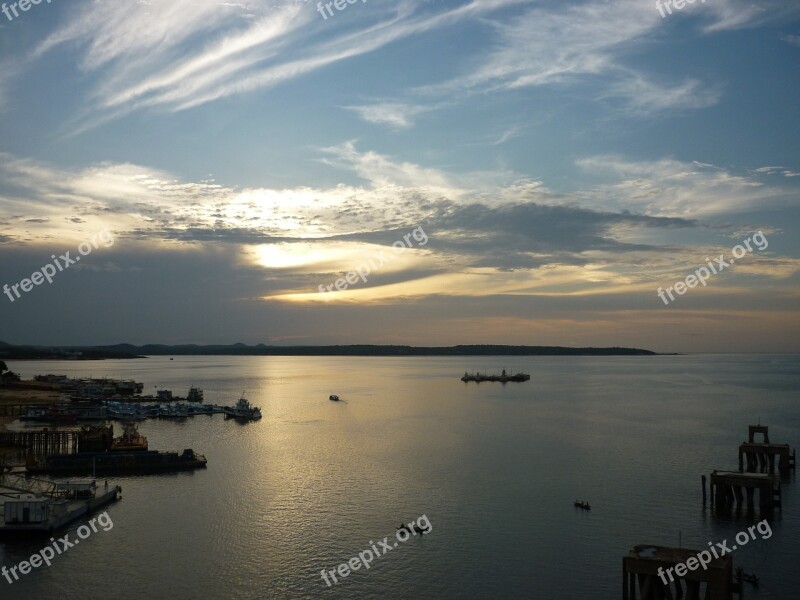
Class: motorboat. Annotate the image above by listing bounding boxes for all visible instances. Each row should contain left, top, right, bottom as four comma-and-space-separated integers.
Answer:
224, 394, 262, 421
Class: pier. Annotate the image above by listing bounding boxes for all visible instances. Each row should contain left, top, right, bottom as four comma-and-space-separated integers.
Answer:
709, 470, 780, 511
738, 425, 795, 475
0, 430, 79, 456
0, 425, 113, 458
623, 544, 741, 600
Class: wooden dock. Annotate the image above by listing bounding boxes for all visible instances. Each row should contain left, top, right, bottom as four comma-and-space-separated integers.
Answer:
0, 430, 79, 456
0, 425, 113, 457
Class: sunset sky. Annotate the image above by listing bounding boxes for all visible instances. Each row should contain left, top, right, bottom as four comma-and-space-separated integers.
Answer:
1, 0, 798, 352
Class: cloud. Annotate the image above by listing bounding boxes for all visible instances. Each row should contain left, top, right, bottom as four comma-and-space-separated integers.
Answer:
601, 73, 721, 116
575, 155, 797, 218
409, 0, 796, 121
343, 102, 434, 129
25, 0, 526, 133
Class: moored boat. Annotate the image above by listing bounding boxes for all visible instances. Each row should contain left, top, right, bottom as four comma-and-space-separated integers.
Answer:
111, 422, 148, 452
223, 394, 262, 421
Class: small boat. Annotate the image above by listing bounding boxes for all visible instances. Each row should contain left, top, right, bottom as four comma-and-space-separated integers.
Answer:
397, 522, 430, 536
574, 500, 591, 510
742, 572, 759, 586
223, 394, 262, 421
329, 395, 340, 401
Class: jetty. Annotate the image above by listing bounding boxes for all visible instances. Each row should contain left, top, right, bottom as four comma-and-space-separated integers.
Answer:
708, 470, 781, 511
623, 544, 742, 599
738, 424, 795, 475
461, 369, 530, 383
0, 426, 111, 457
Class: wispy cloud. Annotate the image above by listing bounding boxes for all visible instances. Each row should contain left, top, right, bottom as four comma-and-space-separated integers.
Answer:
601, 73, 721, 116
575, 156, 796, 218
343, 102, 435, 129
410, 0, 794, 120
24, 0, 526, 133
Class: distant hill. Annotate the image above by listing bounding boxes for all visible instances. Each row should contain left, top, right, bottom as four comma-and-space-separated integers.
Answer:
0, 342, 661, 359
0, 341, 145, 360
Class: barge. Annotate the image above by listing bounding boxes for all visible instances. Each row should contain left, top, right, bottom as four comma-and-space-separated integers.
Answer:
461, 369, 530, 383
26, 449, 207, 475
0, 476, 121, 535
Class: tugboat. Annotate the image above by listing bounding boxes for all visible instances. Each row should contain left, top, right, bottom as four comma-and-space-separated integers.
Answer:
329, 395, 340, 402
574, 500, 591, 510
224, 394, 262, 421
111, 421, 148, 452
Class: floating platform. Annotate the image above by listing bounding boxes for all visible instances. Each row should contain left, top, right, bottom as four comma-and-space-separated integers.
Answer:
0, 477, 121, 535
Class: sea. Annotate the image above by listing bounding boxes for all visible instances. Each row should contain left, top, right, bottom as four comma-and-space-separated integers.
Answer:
0, 354, 798, 599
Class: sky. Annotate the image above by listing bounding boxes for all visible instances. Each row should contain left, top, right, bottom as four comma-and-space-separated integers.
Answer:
0, 0, 798, 352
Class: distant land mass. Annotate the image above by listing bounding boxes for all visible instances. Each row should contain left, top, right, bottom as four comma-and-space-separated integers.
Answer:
0, 341, 663, 359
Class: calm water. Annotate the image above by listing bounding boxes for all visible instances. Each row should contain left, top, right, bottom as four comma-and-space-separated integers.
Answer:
1, 355, 798, 599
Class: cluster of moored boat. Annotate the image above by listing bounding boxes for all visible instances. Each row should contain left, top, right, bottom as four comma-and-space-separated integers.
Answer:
107, 401, 225, 420
82, 391, 261, 422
